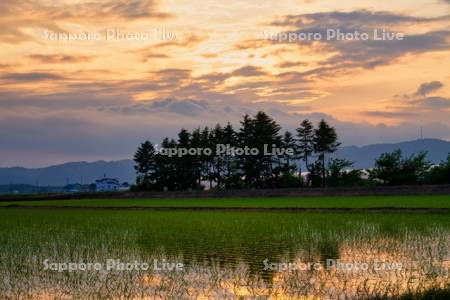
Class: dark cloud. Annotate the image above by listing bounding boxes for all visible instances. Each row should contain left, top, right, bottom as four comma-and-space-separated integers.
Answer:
197, 65, 267, 83
406, 82, 450, 110
128, 68, 192, 93
98, 98, 229, 117
154, 98, 209, 115
232, 39, 269, 51
276, 61, 307, 68
363, 111, 418, 118
153, 68, 191, 80
0, 90, 131, 109
417, 96, 450, 109
126, 98, 210, 116
275, 71, 311, 84
134, 47, 172, 61
0, 0, 171, 44
271, 10, 435, 27
320, 30, 450, 69
28, 54, 93, 64
414, 81, 444, 96
267, 10, 450, 78
92, 0, 170, 19
198, 65, 268, 83
195, 65, 268, 86
0, 72, 65, 81
7, 0, 170, 20
231, 66, 266, 77
363, 81, 450, 121
197, 72, 231, 84
142, 53, 170, 60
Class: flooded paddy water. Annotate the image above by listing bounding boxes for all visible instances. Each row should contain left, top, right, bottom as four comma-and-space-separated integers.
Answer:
0, 209, 448, 299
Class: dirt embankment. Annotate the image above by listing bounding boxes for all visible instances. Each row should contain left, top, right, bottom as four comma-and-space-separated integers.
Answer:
1, 185, 450, 202
3, 204, 450, 213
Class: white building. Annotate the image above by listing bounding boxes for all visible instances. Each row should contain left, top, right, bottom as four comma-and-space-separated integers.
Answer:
95, 178, 121, 192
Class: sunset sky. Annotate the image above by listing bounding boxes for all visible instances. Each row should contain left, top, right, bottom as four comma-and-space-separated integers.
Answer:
0, 0, 449, 167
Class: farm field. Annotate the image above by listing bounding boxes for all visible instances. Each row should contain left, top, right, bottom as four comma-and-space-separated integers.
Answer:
1, 194, 450, 209
0, 207, 449, 298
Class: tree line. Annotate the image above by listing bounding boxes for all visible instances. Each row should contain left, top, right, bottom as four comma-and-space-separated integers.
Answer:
133, 111, 450, 191
370, 150, 450, 185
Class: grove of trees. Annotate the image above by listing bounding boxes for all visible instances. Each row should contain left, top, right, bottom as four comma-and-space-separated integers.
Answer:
133, 111, 450, 191
133, 111, 346, 191
370, 150, 450, 185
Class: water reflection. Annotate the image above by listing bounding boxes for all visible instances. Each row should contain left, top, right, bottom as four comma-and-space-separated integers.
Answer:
0, 211, 448, 299
138, 236, 449, 299
132, 212, 449, 298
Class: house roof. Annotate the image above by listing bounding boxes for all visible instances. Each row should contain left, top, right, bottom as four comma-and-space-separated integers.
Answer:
95, 178, 119, 184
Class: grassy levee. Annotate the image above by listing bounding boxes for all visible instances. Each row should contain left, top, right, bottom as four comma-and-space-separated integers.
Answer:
0, 195, 449, 208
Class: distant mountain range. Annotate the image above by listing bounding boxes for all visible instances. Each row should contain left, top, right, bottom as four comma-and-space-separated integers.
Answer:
0, 139, 449, 186
0, 160, 135, 186
335, 138, 450, 168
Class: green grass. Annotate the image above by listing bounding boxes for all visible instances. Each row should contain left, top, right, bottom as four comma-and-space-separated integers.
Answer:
1, 209, 448, 267
0, 209, 448, 278
0, 195, 449, 208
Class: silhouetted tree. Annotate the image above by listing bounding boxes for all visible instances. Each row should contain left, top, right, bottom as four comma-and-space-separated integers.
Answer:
280, 131, 296, 172
222, 123, 239, 189
133, 140, 156, 190
326, 158, 361, 187
175, 128, 195, 189
190, 128, 204, 188
200, 127, 213, 188
296, 119, 314, 173
154, 138, 178, 191
210, 124, 225, 189
370, 149, 430, 185
313, 120, 341, 185
238, 114, 256, 187
425, 153, 450, 184
249, 111, 282, 187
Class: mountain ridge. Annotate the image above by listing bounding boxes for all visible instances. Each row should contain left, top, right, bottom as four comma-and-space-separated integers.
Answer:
1, 139, 449, 186
0, 159, 135, 186
335, 138, 450, 168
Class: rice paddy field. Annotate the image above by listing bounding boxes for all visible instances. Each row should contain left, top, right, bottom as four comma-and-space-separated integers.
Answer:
0, 195, 449, 299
